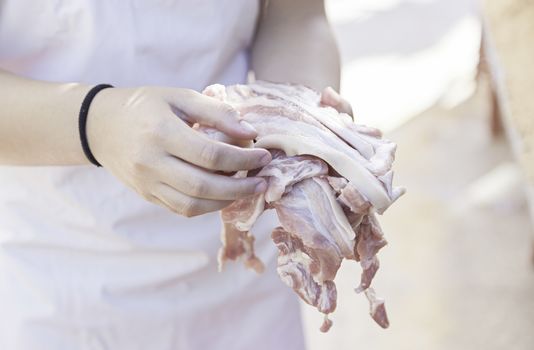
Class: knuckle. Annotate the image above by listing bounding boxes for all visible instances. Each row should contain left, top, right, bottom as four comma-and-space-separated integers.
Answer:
189, 180, 208, 197
217, 103, 238, 120
152, 118, 169, 138
132, 184, 152, 201
142, 117, 167, 144
199, 143, 222, 168
145, 195, 159, 205
240, 180, 258, 195
181, 199, 201, 218
130, 151, 157, 181
186, 89, 201, 101
177, 88, 200, 106
131, 152, 150, 174
167, 204, 183, 216
228, 179, 251, 196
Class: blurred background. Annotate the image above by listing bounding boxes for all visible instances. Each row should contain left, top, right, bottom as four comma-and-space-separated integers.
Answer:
302, 0, 534, 349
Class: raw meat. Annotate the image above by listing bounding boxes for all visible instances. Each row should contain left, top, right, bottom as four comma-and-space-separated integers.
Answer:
203, 81, 405, 332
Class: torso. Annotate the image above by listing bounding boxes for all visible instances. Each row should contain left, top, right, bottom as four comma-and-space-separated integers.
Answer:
0, 1, 305, 349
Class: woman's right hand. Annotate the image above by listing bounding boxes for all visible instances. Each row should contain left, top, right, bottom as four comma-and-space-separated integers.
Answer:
86, 86, 271, 217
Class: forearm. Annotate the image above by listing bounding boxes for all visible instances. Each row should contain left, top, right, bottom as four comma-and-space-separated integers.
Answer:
0, 69, 91, 165
251, 0, 340, 91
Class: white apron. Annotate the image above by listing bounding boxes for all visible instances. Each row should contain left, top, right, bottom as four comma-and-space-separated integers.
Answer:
0, 1, 305, 349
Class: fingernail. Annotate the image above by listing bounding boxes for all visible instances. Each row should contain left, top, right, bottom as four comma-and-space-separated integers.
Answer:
326, 87, 342, 105
239, 120, 257, 134
255, 180, 267, 193
260, 152, 272, 165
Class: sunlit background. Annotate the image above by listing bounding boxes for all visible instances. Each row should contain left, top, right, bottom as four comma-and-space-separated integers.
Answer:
301, 0, 534, 349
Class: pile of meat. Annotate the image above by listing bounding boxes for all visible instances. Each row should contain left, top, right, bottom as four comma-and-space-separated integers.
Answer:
202, 81, 405, 332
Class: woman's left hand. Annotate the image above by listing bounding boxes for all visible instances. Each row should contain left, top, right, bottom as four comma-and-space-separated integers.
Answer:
320, 86, 354, 118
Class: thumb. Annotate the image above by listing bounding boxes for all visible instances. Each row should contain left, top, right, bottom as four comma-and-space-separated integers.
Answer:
321, 86, 354, 118
171, 90, 258, 140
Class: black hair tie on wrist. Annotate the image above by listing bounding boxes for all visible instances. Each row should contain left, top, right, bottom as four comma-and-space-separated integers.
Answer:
78, 84, 114, 167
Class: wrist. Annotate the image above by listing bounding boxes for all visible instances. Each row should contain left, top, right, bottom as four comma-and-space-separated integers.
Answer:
83, 85, 115, 167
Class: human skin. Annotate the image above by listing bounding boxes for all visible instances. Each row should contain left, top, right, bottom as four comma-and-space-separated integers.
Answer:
0, 0, 352, 217
252, 0, 353, 116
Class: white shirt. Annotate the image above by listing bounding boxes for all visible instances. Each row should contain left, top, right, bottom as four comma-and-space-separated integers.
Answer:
0, 1, 305, 349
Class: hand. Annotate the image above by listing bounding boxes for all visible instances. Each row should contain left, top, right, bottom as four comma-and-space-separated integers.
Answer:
86, 87, 271, 217
320, 86, 354, 118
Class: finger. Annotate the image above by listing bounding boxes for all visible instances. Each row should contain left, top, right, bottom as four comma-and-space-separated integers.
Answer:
153, 183, 231, 217
170, 90, 258, 140
321, 86, 354, 117
147, 194, 174, 211
193, 124, 253, 147
164, 121, 271, 172
158, 156, 267, 200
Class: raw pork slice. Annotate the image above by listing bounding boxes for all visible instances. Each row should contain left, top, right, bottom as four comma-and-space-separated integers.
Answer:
203, 81, 405, 332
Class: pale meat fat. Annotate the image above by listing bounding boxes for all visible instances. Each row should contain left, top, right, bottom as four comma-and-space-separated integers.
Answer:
203, 81, 405, 331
